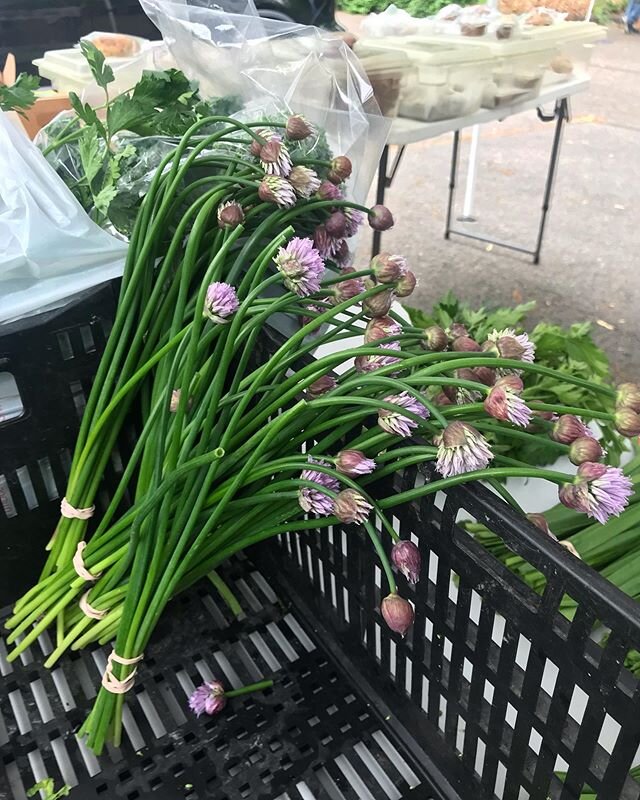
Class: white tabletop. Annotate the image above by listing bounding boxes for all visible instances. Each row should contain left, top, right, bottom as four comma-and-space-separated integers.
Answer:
388, 75, 590, 147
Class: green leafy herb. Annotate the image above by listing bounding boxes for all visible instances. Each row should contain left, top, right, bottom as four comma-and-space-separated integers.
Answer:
0, 73, 39, 115
27, 778, 71, 799
79, 40, 115, 90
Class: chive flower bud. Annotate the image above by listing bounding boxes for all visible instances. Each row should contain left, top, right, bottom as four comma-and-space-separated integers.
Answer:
286, 114, 313, 141
527, 513, 555, 538
189, 681, 227, 717
260, 136, 292, 177
217, 200, 245, 229
317, 180, 343, 201
274, 237, 325, 297
325, 211, 347, 238
394, 270, 417, 298
203, 282, 239, 323
614, 408, 640, 437
258, 176, 297, 208
288, 166, 321, 199
484, 328, 535, 365
364, 316, 402, 344
335, 450, 376, 476
306, 375, 337, 398
328, 155, 352, 184
449, 323, 468, 339
370, 252, 407, 283
381, 593, 414, 637
484, 376, 531, 427
334, 489, 372, 524
452, 336, 481, 352
423, 325, 448, 351
391, 540, 421, 584
378, 392, 429, 437
550, 414, 593, 444
332, 276, 365, 304
434, 390, 453, 406
616, 383, 640, 413
436, 421, 493, 477
368, 204, 394, 231
363, 283, 395, 318
473, 366, 497, 386
569, 436, 604, 465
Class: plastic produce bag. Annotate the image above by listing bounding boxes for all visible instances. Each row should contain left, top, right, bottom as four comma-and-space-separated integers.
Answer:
0, 112, 127, 324
140, 0, 390, 202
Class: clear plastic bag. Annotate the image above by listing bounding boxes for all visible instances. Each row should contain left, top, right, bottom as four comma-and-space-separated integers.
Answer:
140, 0, 390, 202
0, 112, 127, 324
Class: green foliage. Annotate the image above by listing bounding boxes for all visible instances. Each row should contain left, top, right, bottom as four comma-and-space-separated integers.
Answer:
0, 73, 39, 115
80, 40, 115, 90
336, 0, 474, 18
405, 292, 620, 466
591, 0, 625, 23
27, 778, 71, 799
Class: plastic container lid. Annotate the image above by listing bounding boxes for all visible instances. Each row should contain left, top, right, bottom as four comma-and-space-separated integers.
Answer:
356, 36, 494, 66
410, 33, 557, 58
34, 35, 149, 85
522, 20, 607, 44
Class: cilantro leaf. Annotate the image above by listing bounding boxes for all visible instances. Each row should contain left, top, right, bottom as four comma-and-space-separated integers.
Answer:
80, 40, 115, 90
0, 73, 39, 115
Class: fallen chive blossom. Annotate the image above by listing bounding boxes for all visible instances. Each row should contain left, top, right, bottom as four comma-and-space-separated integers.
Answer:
614, 408, 640, 437
298, 458, 340, 517
423, 325, 448, 351
169, 389, 192, 413
551, 414, 594, 444
336, 450, 376, 476
616, 382, 640, 412
274, 237, 325, 297
368, 204, 394, 231
371, 252, 406, 283
394, 270, 417, 298
436, 421, 494, 477
334, 489, 372, 524
484, 377, 532, 428
217, 200, 244, 229
327, 155, 352, 184
569, 436, 604, 465
285, 114, 313, 141
288, 166, 321, 199
306, 375, 337, 399
203, 282, 239, 324
559, 463, 633, 524
381, 593, 414, 636
258, 176, 297, 208
527, 513, 555, 539
189, 681, 227, 717
378, 392, 429, 437
391, 540, 421, 584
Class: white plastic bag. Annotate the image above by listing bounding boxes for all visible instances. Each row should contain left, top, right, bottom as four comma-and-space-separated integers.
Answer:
140, 0, 391, 202
0, 112, 127, 324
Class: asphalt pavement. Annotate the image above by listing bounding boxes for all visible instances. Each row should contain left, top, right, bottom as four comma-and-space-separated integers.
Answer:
345, 18, 640, 380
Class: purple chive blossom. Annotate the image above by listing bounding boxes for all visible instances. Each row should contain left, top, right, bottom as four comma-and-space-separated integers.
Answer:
259, 136, 292, 177
258, 176, 297, 208
313, 224, 344, 260
189, 681, 227, 717
486, 327, 536, 364
344, 207, 365, 238
436, 421, 494, 478
317, 180, 343, 201
559, 463, 633, 524
274, 237, 325, 297
298, 457, 340, 517
288, 165, 321, 198
391, 540, 421, 584
378, 392, 429, 437
484, 379, 532, 427
355, 352, 401, 374
203, 282, 239, 323
334, 489, 372, 524
336, 450, 376, 476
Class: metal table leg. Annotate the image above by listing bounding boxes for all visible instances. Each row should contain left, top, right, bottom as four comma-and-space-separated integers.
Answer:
371, 144, 406, 259
444, 97, 571, 263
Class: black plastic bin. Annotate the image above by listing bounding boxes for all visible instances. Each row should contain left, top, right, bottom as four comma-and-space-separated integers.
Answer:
1, 284, 640, 800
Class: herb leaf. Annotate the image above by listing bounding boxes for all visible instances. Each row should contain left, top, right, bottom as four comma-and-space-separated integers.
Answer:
68, 92, 107, 140
0, 73, 39, 115
80, 40, 115, 90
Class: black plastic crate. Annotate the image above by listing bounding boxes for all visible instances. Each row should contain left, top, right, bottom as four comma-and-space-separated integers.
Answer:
1, 284, 640, 800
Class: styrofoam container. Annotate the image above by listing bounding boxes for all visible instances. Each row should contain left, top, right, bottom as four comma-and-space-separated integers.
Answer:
420, 35, 558, 108
33, 34, 152, 98
523, 21, 606, 84
355, 37, 494, 122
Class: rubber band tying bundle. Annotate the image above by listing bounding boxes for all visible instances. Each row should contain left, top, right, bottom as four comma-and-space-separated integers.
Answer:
73, 541, 102, 582
79, 591, 108, 620
101, 651, 144, 694
60, 496, 95, 520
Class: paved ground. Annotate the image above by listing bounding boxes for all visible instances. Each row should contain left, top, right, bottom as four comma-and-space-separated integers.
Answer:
342, 16, 640, 380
